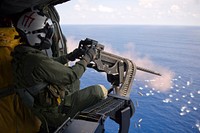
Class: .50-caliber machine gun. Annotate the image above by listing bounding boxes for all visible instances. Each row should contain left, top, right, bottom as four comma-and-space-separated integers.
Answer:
55, 38, 161, 133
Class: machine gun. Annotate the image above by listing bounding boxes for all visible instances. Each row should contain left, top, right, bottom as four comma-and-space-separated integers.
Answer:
54, 38, 161, 133
79, 38, 161, 97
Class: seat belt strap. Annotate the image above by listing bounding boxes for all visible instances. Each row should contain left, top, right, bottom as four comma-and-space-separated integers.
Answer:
26, 82, 48, 96
0, 86, 15, 99
17, 83, 48, 108
0, 83, 48, 108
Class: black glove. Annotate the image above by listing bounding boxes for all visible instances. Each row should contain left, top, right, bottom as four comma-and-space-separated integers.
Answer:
82, 47, 98, 64
67, 48, 84, 61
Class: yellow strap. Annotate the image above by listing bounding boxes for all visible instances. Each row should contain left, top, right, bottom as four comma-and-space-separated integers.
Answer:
57, 96, 61, 105
0, 27, 20, 48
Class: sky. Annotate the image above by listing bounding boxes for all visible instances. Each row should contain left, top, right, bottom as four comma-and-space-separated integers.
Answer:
55, 0, 200, 26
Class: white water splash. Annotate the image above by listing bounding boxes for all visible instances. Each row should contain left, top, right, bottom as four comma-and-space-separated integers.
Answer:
190, 93, 194, 98
139, 87, 144, 90
187, 81, 191, 86
181, 106, 187, 112
182, 95, 187, 98
175, 98, 179, 101
180, 105, 191, 115
163, 98, 172, 103
175, 84, 179, 87
180, 112, 186, 116
193, 107, 198, 111
146, 93, 150, 96
195, 120, 200, 131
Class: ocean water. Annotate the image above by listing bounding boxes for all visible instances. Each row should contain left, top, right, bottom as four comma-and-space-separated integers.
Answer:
61, 25, 200, 133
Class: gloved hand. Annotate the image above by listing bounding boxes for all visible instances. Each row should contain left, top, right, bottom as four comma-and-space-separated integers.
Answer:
82, 47, 98, 64
67, 48, 84, 61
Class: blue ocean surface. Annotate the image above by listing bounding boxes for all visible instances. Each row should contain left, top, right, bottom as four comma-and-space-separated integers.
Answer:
61, 25, 200, 133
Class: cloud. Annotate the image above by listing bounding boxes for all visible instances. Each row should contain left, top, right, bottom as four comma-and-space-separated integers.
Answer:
56, 0, 200, 25
126, 6, 132, 11
98, 5, 114, 13
74, 4, 81, 11
139, 0, 155, 8
73, 1, 114, 13
137, 0, 199, 14
134, 0, 200, 25
170, 5, 180, 12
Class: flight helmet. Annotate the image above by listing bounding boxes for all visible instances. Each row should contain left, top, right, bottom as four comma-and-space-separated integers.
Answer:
17, 10, 54, 49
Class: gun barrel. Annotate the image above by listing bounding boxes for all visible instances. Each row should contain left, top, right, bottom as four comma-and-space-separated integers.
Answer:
136, 66, 161, 76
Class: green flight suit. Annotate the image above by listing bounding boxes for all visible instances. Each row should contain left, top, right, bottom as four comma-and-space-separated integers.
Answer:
11, 45, 106, 129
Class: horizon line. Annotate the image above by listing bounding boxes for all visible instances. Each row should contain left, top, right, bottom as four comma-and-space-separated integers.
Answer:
60, 24, 200, 27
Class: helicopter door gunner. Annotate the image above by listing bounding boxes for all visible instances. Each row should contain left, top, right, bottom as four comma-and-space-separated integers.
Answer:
11, 10, 108, 132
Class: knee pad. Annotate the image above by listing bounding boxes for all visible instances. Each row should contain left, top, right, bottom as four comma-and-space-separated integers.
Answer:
98, 84, 108, 99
